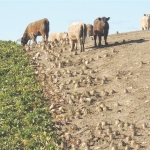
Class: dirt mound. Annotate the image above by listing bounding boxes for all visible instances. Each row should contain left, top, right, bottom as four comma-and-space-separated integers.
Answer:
27, 30, 150, 150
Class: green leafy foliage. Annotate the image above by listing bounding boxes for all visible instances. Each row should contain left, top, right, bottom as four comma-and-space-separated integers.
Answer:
0, 41, 58, 150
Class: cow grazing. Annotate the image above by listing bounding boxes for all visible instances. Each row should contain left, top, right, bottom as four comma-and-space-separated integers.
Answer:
68, 22, 87, 52
21, 18, 49, 46
49, 32, 69, 45
93, 17, 110, 47
86, 24, 93, 37
140, 14, 150, 30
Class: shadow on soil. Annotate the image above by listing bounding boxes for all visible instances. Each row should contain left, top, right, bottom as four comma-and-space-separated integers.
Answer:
86, 39, 148, 50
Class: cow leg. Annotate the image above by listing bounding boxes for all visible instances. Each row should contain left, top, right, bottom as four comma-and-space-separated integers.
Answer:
81, 39, 84, 52
46, 33, 49, 44
70, 40, 74, 51
35, 37, 37, 44
94, 35, 97, 47
98, 36, 101, 47
74, 42, 77, 51
32, 38, 35, 44
144, 27, 148, 30
104, 34, 108, 46
32, 37, 36, 44
42, 35, 45, 42
79, 39, 82, 52
31, 34, 36, 44
82, 42, 84, 52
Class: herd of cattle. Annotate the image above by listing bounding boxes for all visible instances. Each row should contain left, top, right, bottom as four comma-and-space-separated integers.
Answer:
21, 14, 150, 52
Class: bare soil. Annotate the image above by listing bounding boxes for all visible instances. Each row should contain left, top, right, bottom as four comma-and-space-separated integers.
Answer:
27, 30, 150, 150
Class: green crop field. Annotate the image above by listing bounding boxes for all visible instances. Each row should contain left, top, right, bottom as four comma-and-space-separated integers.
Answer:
0, 41, 58, 150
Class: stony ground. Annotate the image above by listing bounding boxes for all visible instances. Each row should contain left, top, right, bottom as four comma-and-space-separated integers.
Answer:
26, 30, 150, 150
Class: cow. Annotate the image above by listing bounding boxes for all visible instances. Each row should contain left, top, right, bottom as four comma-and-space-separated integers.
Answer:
68, 22, 87, 52
140, 14, 150, 30
49, 32, 69, 45
21, 18, 49, 46
93, 17, 110, 47
86, 24, 93, 37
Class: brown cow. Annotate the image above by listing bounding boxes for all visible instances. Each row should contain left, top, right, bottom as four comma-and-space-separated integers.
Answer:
21, 18, 49, 46
93, 17, 110, 47
86, 24, 93, 37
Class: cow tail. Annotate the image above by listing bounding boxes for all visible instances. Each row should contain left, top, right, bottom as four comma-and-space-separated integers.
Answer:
81, 24, 83, 45
82, 24, 85, 44
82, 24, 84, 44
45, 19, 49, 42
84, 24, 87, 43
47, 20, 49, 33
81, 23, 86, 52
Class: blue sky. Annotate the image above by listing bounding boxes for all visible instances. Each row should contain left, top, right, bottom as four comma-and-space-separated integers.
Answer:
0, 0, 150, 42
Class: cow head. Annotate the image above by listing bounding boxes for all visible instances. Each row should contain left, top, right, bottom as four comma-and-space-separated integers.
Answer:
21, 32, 29, 46
98, 17, 101, 21
144, 14, 150, 19
21, 37, 28, 46
101, 17, 110, 23
101, 17, 110, 28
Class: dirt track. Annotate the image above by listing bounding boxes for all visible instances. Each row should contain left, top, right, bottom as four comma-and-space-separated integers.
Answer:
27, 30, 150, 150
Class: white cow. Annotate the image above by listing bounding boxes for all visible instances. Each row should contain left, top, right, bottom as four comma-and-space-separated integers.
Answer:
68, 22, 87, 52
49, 32, 69, 45
140, 14, 150, 30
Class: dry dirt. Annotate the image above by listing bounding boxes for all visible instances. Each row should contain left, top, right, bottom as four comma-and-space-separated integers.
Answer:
26, 30, 150, 150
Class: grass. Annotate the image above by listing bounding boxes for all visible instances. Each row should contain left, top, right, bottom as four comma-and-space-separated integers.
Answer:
0, 40, 58, 150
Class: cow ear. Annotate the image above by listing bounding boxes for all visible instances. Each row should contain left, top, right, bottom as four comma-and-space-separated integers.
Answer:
98, 17, 101, 20
107, 17, 110, 21
144, 14, 146, 16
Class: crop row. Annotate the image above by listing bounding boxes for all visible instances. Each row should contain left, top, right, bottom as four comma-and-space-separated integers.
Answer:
0, 41, 58, 150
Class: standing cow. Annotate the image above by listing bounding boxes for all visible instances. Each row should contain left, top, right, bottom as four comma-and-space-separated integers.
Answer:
68, 22, 87, 52
86, 24, 93, 37
140, 14, 150, 30
21, 18, 49, 46
93, 17, 110, 47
